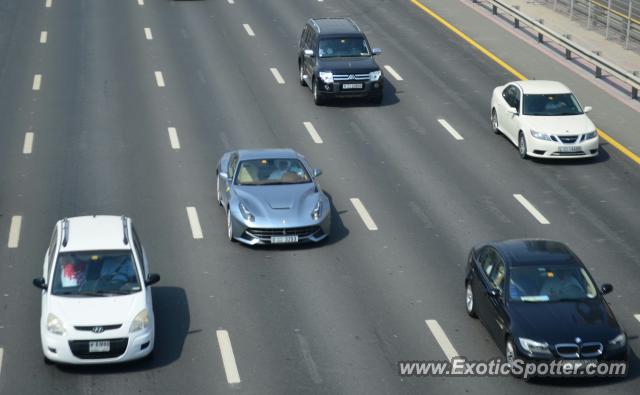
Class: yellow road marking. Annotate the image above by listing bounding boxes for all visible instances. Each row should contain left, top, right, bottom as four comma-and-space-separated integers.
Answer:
410, 0, 640, 166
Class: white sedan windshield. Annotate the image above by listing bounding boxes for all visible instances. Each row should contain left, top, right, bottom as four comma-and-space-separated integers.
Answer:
523, 93, 583, 116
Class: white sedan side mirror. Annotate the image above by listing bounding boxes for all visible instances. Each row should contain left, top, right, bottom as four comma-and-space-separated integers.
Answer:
583, 106, 592, 113
506, 107, 518, 115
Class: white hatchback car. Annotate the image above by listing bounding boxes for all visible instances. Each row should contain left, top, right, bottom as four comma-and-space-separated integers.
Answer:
490, 80, 599, 159
33, 215, 160, 364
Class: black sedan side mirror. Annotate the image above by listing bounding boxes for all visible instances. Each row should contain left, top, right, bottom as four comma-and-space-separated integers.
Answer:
601, 283, 613, 295
33, 277, 47, 290
487, 288, 502, 297
145, 273, 161, 286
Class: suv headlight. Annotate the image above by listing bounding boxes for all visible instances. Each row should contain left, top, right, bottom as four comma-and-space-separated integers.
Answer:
609, 333, 626, 348
239, 201, 255, 222
318, 71, 333, 83
311, 201, 322, 221
369, 70, 382, 81
584, 130, 598, 140
129, 309, 149, 333
530, 130, 553, 141
519, 337, 552, 356
47, 313, 65, 335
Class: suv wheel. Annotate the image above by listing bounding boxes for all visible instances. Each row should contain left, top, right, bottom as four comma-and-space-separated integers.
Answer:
518, 132, 528, 160
313, 79, 324, 105
299, 63, 306, 87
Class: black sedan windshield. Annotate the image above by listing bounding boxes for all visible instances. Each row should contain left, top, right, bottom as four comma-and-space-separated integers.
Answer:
235, 159, 311, 185
318, 37, 370, 58
51, 251, 141, 296
509, 265, 597, 302
523, 93, 583, 116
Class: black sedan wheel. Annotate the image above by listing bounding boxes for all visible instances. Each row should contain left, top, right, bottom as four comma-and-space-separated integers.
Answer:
465, 283, 477, 318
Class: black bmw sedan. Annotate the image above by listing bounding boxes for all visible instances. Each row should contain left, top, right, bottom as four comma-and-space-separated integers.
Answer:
465, 239, 627, 370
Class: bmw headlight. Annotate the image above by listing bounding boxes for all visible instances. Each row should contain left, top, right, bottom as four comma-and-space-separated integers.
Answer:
47, 313, 65, 335
369, 70, 382, 81
584, 130, 598, 140
530, 130, 553, 141
519, 337, 552, 356
129, 309, 149, 333
239, 201, 255, 222
311, 201, 322, 221
318, 71, 333, 83
609, 333, 626, 348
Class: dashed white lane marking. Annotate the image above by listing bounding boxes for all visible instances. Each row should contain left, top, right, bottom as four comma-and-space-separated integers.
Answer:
167, 127, 180, 150
144, 28, 153, 40
186, 207, 203, 239
23, 132, 34, 154
8, 216, 22, 248
634, 314, 640, 323
40, 31, 48, 44
513, 194, 550, 225
270, 67, 285, 84
437, 119, 464, 141
350, 198, 378, 231
45, 0, 52, 8
296, 333, 322, 384
154, 71, 165, 87
242, 24, 255, 37
383, 65, 403, 81
227, 0, 235, 4
303, 122, 323, 144
425, 320, 459, 362
32, 74, 42, 91
138, 0, 144, 5
216, 330, 241, 385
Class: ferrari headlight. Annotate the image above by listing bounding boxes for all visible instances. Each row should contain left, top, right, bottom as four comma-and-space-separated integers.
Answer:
319, 71, 333, 83
530, 130, 553, 141
519, 337, 552, 356
239, 201, 255, 222
311, 201, 322, 221
369, 70, 382, 81
129, 309, 149, 333
609, 333, 626, 348
584, 130, 598, 140
47, 313, 65, 335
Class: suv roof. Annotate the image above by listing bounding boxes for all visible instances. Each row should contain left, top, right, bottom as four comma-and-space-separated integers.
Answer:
310, 17, 361, 36
59, 215, 131, 253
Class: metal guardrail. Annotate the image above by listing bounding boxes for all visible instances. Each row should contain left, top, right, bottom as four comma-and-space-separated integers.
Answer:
475, 0, 640, 99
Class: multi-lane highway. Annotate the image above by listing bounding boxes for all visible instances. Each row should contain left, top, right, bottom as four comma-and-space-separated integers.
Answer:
1, 0, 639, 393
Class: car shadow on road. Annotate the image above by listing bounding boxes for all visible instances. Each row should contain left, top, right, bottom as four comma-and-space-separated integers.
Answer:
320, 80, 400, 108
55, 286, 190, 374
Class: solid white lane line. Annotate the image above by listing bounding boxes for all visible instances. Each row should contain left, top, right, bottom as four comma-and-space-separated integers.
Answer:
513, 194, 550, 225
8, 216, 22, 248
40, 31, 48, 44
270, 67, 285, 84
437, 119, 464, 141
350, 198, 378, 231
32, 74, 42, 91
45, 0, 52, 8
23, 132, 34, 154
243, 24, 255, 37
144, 28, 153, 40
167, 127, 180, 149
384, 65, 403, 81
425, 320, 459, 362
216, 330, 241, 384
303, 122, 323, 144
186, 207, 203, 239
155, 71, 165, 87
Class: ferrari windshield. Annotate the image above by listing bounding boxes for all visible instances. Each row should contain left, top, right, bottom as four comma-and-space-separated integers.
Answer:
235, 159, 311, 185
509, 265, 597, 302
523, 93, 583, 116
51, 251, 141, 296
318, 37, 370, 58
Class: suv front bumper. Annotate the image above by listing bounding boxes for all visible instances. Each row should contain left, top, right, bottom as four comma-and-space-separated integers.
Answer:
316, 79, 383, 99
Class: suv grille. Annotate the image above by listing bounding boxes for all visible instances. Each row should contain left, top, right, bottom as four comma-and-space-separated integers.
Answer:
69, 338, 128, 359
245, 226, 322, 241
333, 73, 370, 81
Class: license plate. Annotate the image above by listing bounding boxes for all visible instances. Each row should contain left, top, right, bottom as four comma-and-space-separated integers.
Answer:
559, 359, 597, 369
271, 235, 298, 244
558, 146, 581, 152
89, 341, 110, 353
342, 83, 363, 90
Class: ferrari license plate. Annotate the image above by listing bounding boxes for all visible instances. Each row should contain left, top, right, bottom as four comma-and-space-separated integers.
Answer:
89, 341, 110, 353
342, 83, 363, 90
271, 235, 298, 244
558, 146, 581, 152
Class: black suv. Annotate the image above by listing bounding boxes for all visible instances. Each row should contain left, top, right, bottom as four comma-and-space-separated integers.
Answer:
298, 18, 384, 105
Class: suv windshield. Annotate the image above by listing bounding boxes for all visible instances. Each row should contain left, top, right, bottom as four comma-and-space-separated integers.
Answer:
523, 93, 583, 116
51, 251, 141, 296
235, 159, 311, 186
509, 265, 597, 302
318, 37, 370, 58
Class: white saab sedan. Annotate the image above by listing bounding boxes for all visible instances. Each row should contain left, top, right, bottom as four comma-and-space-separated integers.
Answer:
33, 216, 160, 364
490, 80, 599, 159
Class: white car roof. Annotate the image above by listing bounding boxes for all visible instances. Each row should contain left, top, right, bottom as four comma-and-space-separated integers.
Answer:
512, 80, 572, 95
59, 215, 131, 252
